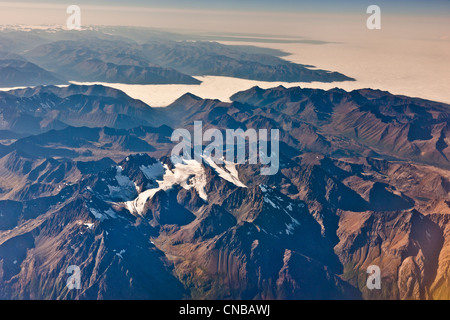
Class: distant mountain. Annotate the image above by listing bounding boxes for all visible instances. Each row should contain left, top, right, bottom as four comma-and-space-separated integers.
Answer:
138, 40, 354, 83
0, 84, 159, 134
26, 40, 201, 85
230, 86, 450, 168
4, 83, 450, 169
0, 59, 64, 87
0, 26, 357, 86
0, 51, 28, 61
18, 35, 353, 84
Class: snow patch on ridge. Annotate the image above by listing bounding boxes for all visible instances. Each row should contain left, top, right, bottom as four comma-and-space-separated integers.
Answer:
125, 158, 247, 216
259, 185, 302, 235
202, 156, 247, 188
88, 207, 118, 221
126, 159, 208, 216
140, 162, 165, 180
108, 166, 137, 200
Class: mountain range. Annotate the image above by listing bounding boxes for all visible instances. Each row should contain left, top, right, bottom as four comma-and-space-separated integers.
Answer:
0, 27, 354, 87
1, 83, 449, 299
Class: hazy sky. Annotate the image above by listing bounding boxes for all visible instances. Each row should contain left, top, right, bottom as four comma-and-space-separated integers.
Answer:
0, 0, 449, 105
2, 0, 450, 15
0, 0, 448, 41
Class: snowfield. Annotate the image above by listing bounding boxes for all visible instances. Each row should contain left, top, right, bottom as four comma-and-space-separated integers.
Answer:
125, 157, 246, 216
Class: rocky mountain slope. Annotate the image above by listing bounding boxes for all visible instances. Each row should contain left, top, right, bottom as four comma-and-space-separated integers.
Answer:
1, 85, 450, 299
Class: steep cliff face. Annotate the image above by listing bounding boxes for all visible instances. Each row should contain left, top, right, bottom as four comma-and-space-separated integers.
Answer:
334, 210, 445, 300
428, 214, 450, 299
